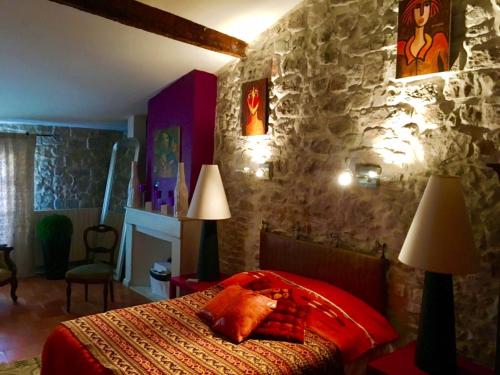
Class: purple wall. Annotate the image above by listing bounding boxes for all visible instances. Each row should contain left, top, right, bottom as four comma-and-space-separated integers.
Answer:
146, 70, 217, 205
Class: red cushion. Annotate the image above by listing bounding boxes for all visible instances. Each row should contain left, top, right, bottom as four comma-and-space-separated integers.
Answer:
272, 271, 398, 361
198, 284, 277, 343
219, 271, 275, 290
252, 288, 308, 343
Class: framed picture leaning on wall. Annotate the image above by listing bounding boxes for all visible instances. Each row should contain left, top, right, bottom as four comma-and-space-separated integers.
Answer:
153, 127, 180, 179
241, 78, 268, 136
396, 0, 451, 78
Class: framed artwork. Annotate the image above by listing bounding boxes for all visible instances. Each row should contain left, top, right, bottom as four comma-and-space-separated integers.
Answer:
396, 0, 451, 78
153, 127, 180, 178
241, 78, 268, 136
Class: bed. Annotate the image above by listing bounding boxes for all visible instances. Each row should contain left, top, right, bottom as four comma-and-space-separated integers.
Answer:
41, 230, 396, 375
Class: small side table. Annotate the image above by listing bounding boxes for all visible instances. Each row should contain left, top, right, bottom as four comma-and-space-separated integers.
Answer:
367, 342, 493, 375
169, 273, 228, 299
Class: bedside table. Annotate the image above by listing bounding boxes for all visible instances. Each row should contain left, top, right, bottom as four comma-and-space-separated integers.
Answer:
367, 342, 493, 375
169, 273, 228, 299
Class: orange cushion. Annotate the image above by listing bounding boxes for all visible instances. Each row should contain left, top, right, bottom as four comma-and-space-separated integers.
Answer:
197, 284, 243, 324
198, 285, 277, 343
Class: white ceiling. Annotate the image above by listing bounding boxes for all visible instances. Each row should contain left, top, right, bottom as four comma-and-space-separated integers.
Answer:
0, 0, 302, 128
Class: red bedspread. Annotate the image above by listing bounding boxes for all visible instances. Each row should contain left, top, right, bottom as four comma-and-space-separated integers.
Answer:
42, 324, 111, 375
42, 287, 342, 375
42, 271, 397, 374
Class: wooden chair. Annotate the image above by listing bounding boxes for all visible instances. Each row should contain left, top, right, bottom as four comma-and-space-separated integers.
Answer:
65, 225, 118, 312
0, 244, 17, 302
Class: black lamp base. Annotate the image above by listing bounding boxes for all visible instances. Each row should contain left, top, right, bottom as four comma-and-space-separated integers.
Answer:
416, 271, 457, 374
197, 220, 220, 282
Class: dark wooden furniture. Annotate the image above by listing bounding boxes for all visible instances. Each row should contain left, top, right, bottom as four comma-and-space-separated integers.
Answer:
65, 225, 118, 312
0, 244, 17, 302
169, 273, 228, 299
259, 230, 388, 313
367, 342, 494, 375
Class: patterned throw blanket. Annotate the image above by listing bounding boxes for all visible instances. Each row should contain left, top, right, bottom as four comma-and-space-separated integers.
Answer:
62, 287, 342, 375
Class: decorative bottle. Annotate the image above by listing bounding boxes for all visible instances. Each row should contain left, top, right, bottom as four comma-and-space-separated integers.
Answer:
138, 184, 146, 208
154, 190, 162, 211
174, 162, 189, 217
127, 161, 141, 208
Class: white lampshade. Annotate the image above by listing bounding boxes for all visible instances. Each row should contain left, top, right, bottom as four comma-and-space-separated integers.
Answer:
398, 175, 480, 275
187, 165, 231, 220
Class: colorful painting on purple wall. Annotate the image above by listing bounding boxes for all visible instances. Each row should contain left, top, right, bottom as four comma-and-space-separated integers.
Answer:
153, 127, 180, 179
241, 78, 268, 136
396, 0, 451, 78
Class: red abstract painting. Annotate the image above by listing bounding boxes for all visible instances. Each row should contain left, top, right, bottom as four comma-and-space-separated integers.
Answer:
241, 78, 268, 136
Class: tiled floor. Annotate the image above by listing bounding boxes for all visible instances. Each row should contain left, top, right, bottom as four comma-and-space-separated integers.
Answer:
0, 276, 149, 363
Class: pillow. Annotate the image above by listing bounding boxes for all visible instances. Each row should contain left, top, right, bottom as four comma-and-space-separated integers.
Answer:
198, 284, 277, 343
272, 270, 398, 362
197, 284, 243, 324
220, 270, 398, 361
252, 288, 309, 343
219, 271, 291, 291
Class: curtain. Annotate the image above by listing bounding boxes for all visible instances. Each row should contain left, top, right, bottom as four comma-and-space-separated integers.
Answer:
0, 134, 35, 277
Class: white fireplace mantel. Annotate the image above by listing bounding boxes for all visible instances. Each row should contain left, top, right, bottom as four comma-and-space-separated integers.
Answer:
121, 207, 201, 300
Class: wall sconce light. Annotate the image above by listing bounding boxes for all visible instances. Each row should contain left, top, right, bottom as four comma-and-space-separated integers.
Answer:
336, 163, 382, 188
355, 163, 382, 188
239, 162, 272, 180
337, 169, 354, 187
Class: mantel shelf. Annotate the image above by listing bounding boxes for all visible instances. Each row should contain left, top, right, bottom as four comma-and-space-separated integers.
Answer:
120, 206, 201, 300
125, 207, 199, 222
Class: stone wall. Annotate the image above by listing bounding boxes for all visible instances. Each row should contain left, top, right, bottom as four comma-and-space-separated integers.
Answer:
215, 0, 499, 366
0, 123, 124, 210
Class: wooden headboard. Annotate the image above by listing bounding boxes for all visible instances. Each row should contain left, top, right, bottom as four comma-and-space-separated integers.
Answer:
259, 230, 388, 314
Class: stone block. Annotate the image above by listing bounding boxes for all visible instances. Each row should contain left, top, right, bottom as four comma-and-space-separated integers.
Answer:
314, 22, 335, 45
309, 138, 332, 154
327, 115, 355, 137
275, 74, 304, 95
322, 93, 350, 115
466, 38, 500, 70
319, 41, 341, 65
53, 127, 70, 138
362, 52, 386, 87
281, 55, 303, 75
273, 39, 290, 55
287, 9, 307, 31
349, 88, 372, 109
466, 18, 495, 38
328, 73, 347, 91
275, 94, 301, 117
465, 4, 494, 28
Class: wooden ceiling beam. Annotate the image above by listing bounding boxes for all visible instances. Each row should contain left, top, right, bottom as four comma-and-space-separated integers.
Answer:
48, 0, 247, 58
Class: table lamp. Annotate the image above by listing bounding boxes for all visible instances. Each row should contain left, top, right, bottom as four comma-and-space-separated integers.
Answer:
187, 165, 231, 281
398, 175, 480, 374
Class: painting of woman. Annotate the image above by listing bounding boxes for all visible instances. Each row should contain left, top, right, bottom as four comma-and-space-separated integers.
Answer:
396, 0, 451, 78
153, 127, 179, 178
241, 78, 268, 136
